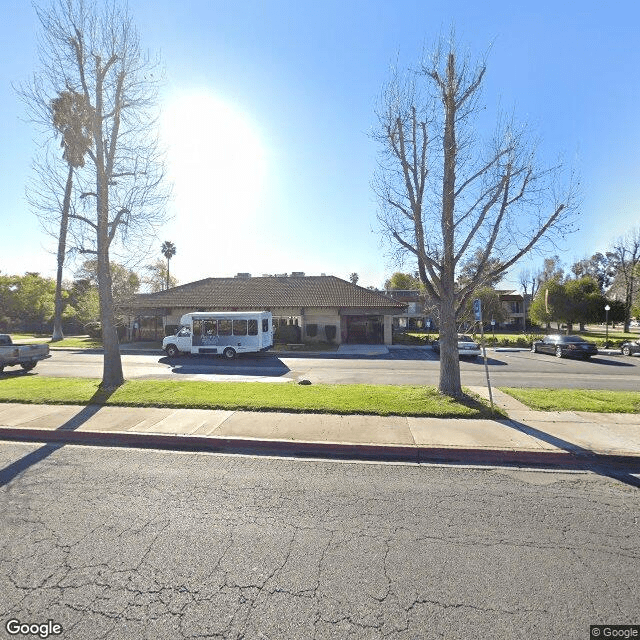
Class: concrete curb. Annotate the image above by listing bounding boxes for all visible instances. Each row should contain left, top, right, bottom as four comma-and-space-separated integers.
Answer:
2, 426, 639, 471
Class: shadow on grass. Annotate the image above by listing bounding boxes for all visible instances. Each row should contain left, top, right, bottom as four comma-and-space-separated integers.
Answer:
0, 385, 117, 488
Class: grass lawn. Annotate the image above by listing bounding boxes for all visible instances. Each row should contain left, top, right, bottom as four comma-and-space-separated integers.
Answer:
501, 387, 640, 413
0, 376, 500, 418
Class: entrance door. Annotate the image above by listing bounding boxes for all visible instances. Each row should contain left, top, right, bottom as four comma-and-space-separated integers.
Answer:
345, 316, 383, 344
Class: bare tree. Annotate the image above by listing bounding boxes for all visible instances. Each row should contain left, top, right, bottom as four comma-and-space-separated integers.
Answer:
23, 0, 168, 387
609, 228, 640, 332
373, 38, 578, 397
517, 267, 541, 331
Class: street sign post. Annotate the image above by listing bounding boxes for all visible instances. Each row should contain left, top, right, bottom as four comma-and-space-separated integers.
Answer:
473, 299, 494, 413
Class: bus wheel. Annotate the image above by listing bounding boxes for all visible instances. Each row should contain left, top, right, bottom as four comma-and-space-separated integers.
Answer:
223, 347, 237, 360
166, 344, 179, 357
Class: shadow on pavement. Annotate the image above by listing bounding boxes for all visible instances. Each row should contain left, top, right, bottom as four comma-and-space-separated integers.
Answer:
0, 387, 115, 488
587, 357, 636, 367
158, 355, 291, 377
505, 418, 640, 489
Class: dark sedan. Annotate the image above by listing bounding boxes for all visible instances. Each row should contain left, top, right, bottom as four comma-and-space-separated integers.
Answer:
620, 339, 640, 356
531, 335, 598, 359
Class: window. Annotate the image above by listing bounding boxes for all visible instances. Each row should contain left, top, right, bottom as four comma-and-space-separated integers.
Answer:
218, 319, 232, 336
248, 319, 258, 336
203, 319, 217, 335
233, 319, 248, 336
262, 319, 269, 333
177, 327, 191, 337
193, 320, 202, 338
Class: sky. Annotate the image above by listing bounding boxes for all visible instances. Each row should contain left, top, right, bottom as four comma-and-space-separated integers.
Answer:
1, 0, 640, 292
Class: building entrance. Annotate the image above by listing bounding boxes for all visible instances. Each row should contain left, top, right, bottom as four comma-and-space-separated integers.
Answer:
345, 315, 384, 344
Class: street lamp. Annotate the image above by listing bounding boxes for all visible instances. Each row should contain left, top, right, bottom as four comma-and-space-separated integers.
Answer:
491, 318, 496, 347
604, 304, 611, 348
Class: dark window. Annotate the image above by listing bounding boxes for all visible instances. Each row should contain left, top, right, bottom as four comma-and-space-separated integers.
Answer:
218, 319, 232, 336
248, 319, 258, 336
262, 319, 269, 333
233, 319, 248, 336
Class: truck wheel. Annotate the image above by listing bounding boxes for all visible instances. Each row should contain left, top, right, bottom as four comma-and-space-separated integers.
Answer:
21, 362, 37, 371
223, 347, 237, 360
165, 344, 179, 357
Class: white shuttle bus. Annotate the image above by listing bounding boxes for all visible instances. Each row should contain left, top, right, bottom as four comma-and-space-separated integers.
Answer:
162, 311, 273, 360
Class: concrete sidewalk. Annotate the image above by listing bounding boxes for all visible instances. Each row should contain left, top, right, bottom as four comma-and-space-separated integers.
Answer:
0, 388, 638, 472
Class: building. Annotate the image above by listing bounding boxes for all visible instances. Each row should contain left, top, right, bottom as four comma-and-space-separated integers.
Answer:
498, 291, 526, 329
125, 274, 406, 345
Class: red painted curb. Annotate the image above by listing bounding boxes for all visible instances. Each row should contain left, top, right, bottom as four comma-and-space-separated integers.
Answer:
1, 427, 639, 470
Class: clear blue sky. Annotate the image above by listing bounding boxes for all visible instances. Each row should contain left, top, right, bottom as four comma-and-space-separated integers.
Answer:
2, 0, 639, 291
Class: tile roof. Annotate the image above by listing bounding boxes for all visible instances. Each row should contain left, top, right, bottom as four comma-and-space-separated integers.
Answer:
128, 276, 406, 310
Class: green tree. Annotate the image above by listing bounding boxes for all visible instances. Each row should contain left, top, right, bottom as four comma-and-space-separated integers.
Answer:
49, 89, 94, 341
143, 259, 177, 293
161, 241, 176, 291
384, 272, 422, 290
459, 287, 507, 328
8, 273, 57, 333
75, 260, 140, 308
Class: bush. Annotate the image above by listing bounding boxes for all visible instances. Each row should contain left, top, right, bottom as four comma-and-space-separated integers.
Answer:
84, 321, 102, 339
274, 324, 301, 344
393, 331, 430, 345
324, 325, 337, 342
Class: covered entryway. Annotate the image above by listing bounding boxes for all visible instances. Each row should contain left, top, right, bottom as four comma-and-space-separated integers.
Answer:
345, 315, 384, 344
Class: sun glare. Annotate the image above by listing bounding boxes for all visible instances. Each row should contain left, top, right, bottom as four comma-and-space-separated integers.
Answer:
162, 93, 266, 229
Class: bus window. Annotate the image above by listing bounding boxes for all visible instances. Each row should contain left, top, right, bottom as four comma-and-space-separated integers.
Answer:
193, 320, 202, 337
262, 319, 269, 333
248, 319, 258, 336
233, 319, 248, 336
204, 319, 218, 336
218, 319, 232, 336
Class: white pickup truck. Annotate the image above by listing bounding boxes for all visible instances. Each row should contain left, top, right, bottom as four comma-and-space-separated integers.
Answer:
0, 334, 51, 373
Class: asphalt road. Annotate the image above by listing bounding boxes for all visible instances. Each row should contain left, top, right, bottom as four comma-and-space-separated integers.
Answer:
1, 442, 638, 640
23, 346, 640, 390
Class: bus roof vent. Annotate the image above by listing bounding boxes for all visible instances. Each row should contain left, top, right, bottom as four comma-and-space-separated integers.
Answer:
235, 273, 251, 279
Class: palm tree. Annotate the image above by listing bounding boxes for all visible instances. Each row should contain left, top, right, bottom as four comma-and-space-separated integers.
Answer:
50, 90, 94, 341
161, 241, 176, 290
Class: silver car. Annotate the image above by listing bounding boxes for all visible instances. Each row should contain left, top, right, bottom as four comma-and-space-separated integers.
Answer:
432, 334, 481, 359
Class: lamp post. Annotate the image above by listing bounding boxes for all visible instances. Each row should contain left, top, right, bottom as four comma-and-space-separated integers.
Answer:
491, 318, 496, 348
604, 304, 611, 348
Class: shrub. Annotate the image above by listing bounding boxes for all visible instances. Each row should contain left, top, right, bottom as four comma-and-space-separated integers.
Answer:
274, 324, 301, 344
324, 325, 337, 342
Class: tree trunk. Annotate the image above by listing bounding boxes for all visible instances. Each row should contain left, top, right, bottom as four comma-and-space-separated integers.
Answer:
95, 80, 124, 389
52, 164, 73, 342
438, 297, 463, 397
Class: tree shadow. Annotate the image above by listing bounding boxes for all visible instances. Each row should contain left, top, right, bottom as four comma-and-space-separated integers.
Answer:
0, 386, 117, 488
504, 418, 640, 489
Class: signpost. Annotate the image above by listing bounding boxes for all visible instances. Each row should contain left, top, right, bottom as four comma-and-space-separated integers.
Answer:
473, 299, 494, 413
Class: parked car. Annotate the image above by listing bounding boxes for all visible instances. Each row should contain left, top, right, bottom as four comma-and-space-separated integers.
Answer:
0, 334, 50, 373
531, 335, 598, 359
432, 334, 481, 359
620, 339, 640, 356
